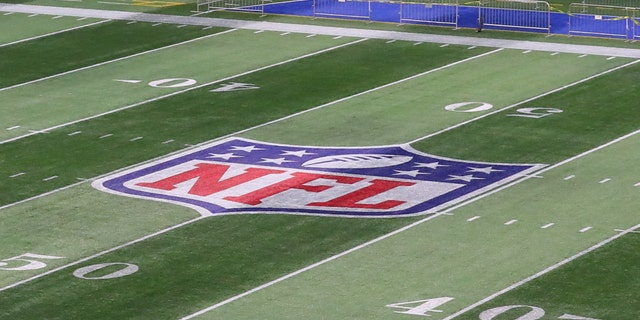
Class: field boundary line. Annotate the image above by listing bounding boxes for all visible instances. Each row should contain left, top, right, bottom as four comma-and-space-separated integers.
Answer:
0, 37, 367, 145
0, 28, 236, 94
407, 58, 640, 144
3, 3, 640, 58
177, 128, 640, 319
442, 223, 640, 319
0, 19, 109, 48
0, 216, 207, 293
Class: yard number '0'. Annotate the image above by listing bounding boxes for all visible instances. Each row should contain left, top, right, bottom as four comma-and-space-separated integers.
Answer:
0, 252, 138, 280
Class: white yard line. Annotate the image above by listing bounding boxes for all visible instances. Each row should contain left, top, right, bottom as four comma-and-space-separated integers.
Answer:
0, 36, 366, 146
406, 59, 640, 145
0, 28, 236, 94
0, 216, 207, 293
178, 128, 640, 319
2, 4, 640, 58
442, 223, 640, 320
0, 19, 109, 48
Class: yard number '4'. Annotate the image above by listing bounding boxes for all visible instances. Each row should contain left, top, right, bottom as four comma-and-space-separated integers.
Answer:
387, 297, 600, 319
0, 253, 64, 271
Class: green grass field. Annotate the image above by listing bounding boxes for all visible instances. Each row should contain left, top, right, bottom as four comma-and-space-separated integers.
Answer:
1, 1, 639, 319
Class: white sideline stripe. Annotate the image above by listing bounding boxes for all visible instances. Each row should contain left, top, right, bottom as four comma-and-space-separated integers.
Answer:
0, 19, 109, 48
0, 37, 366, 146
0, 28, 236, 94
406, 59, 640, 145
0, 216, 207, 293
441, 223, 640, 320
4, 4, 640, 58
180, 126, 640, 319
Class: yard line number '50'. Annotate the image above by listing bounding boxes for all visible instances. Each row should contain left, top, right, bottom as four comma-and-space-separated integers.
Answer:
445, 102, 563, 119
387, 296, 599, 319
0, 252, 138, 280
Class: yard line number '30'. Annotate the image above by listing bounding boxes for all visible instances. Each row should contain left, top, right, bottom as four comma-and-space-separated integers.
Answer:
0, 252, 138, 280
387, 296, 599, 319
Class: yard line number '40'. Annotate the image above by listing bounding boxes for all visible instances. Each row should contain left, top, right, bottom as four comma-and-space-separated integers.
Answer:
0, 252, 138, 280
386, 296, 599, 319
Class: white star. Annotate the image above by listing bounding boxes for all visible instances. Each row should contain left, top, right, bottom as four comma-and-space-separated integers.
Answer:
280, 150, 316, 157
207, 153, 242, 160
229, 145, 265, 153
414, 162, 449, 169
393, 169, 430, 177
467, 166, 503, 174
260, 157, 295, 165
447, 174, 484, 182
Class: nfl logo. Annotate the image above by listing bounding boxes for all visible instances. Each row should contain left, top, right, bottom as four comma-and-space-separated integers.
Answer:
93, 138, 542, 217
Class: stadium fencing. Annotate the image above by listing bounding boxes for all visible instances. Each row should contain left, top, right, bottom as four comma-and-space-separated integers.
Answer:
569, 3, 640, 39
313, 0, 372, 21
400, 0, 459, 27
196, 0, 269, 14
479, 0, 551, 34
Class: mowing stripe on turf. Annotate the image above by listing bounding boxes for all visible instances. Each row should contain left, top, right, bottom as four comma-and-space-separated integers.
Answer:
0, 37, 367, 145
0, 19, 109, 48
0, 28, 237, 94
0, 216, 207, 293
176, 82, 640, 320
406, 58, 640, 145
442, 223, 640, 320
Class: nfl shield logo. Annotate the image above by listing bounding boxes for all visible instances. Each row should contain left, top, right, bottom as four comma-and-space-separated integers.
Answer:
93, 137, 543, 217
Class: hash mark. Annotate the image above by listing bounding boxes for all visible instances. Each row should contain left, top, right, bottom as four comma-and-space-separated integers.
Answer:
130, 136, 143, 142
6, 126, 20, 131
599, 178, 611, 184
202, 26, 213, 30
332, 36, 342, 39
10, 172, 25, 178
467, 46, 477, 49
127, 21, 137, 24
578, 54, 587, 58
99, 133, 113, 139
564, 175, 575, 180
162, 139, 174, 144
43, 175, 58, 181
579, 227, 592, 233
607, 56, 616, 60
3, 12, 14, 15
306, 34, 316, 38
504, 219, 518, 225
280, 32, 290, 36
28, 14, 39, 17
386, 39, 396, 44
77, 17, 88, 20
52, 15, 63, 19
440, 43, 449, 47
177, 25, 187, 28
550, 52, 559, 56
541, 223, 554, 229
152, 23, 162, 26
254, 30, 264, 33
522, 50, 532, 54
634, 182, 640, 187
67, 131, 82, 136
413, 42, 422, 46
467, 216, 480, 222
